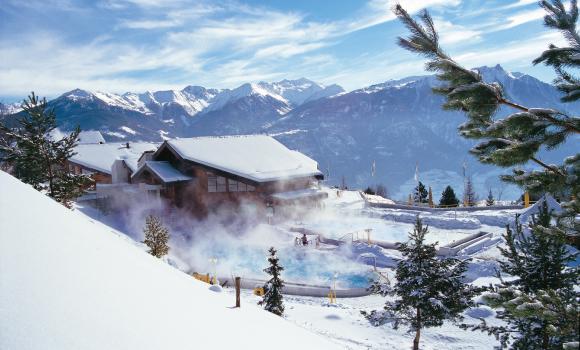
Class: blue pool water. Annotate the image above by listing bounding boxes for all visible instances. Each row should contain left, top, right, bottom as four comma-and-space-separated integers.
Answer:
201, 245, 374, 289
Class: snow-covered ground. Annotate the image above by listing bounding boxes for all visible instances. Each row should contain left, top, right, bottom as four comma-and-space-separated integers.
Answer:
222, 289, 502, 350
2, 174, 529, 349
0, 171, 343, 350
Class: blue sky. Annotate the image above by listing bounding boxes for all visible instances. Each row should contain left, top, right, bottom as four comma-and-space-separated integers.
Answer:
0, 0, 566, 102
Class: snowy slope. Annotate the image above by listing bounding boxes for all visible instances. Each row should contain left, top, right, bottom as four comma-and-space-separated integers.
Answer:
0, 171, 342, 350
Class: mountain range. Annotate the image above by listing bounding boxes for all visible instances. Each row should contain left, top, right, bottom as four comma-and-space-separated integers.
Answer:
2, 66, 578, 200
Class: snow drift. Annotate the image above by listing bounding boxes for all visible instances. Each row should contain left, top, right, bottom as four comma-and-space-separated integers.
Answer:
0, 171, 341, 350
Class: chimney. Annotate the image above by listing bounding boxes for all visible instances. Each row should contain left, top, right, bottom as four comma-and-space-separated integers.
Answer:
126, 142, 130, 149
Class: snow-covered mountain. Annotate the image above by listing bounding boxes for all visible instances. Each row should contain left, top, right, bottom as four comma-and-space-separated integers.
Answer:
0, 102, 22, 115
264, 65, 579, 198
2, 66, 577, 198
5, 78, 342, 140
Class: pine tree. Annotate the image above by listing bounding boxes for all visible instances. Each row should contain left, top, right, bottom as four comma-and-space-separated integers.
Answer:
500, 203, 576, 293
142, 215, 170, 258
439, 185, 459, 207
0, 93, 90, 207
393, 2, 579, 228
362, 217, 476, 350
376, 184, 388, 198
534, 0, 580, 103
486, 189, 495, 206
259, 247, 285, 316
468, 202, 578, 348
364, 186, 376, 195
463, 177, 477, 207
413, 181, 428, 204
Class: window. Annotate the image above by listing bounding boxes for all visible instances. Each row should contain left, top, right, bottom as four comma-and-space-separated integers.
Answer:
229, 180, 249, 192
216, 176, 227, 192
208, 173, 227, 192
208, 173, 217, 192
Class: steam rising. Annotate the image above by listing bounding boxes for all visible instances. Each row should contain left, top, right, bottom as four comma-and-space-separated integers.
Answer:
87, 192, 375, 289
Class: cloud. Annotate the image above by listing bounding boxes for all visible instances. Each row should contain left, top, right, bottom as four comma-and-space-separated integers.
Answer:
120, 19, 182, 29
4, 0, 557, 100
454, 32, 565, 68
490, 8, 546, 31
435, 19, 483, 44
343, 0, 462, 34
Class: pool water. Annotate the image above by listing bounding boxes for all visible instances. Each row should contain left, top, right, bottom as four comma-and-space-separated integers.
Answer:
196, 244, 374, 289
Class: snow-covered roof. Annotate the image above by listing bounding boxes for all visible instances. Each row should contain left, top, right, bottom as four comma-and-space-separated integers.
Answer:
78, 131, 106, 144
132, 161, 192, 183
165, 135, 322, 182
70, 142, 158, 174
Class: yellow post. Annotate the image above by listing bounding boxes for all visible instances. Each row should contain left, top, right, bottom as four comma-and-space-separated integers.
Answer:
524, 192, 530, 208
328, 290, 336, 304
407, 194, 412, 206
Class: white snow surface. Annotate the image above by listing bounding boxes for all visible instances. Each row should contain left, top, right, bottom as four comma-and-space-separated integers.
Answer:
49, 129, 106, 144
78, 130, 106, 144
70, 142, 158, 174
0, 171, 342, 350
168, 135, 322, 182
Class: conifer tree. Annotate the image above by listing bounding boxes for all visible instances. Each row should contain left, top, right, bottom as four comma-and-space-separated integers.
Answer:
486, 189, 495, 206
413, 181, 429, 204
362, 217, 476, 350
376, 184, 388, 198
463, 177, 477, 207
393, 1, 579, 227
394, 4, 579, 346
439, 185, 459, 207
0, 92, 90, 207
364, 186, 376, 195
142, 215, 170, 258
259, 247, 285, 316
468, 202, 578, 348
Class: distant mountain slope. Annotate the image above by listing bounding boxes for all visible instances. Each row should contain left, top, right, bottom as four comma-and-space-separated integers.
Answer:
264, 65, 579, 198
2, 66, 576, 199
1, 79, 343, 140
0, 171, 341, 350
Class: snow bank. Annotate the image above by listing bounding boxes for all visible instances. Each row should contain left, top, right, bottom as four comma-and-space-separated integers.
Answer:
0, 171, 341, 350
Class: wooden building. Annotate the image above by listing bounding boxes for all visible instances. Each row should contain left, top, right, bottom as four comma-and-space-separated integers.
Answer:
130, 135, 327, 218
67, 141, 158, 186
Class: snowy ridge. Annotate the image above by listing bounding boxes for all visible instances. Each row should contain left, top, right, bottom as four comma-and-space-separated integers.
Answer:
56, 78, 342, 118
0, 102, 22, 115
0, 171, 341, 350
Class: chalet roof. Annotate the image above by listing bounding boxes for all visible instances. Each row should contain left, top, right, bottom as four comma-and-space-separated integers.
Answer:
70, 142, 158, 174
132, 161, 192, 183
78, 131, 106, 144
49, 129, 106, 144
165, 135, 322, 182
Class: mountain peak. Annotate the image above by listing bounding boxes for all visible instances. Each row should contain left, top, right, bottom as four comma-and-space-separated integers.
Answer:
61, 88, 94, 100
